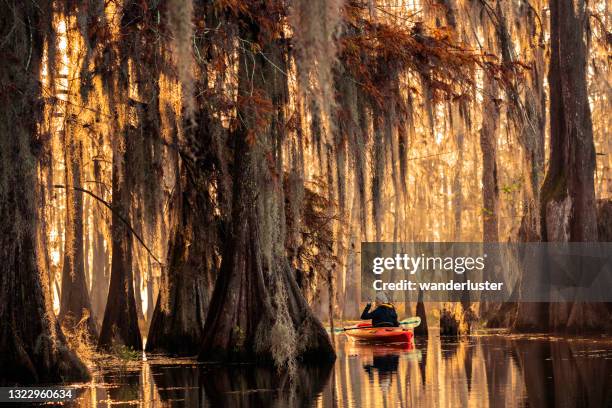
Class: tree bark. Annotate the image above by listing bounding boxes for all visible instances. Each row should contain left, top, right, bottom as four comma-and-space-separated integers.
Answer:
146, 160, 215, 354
372, 111, 385, 242
90, 158, 109, 326
199, 14, 334, 365
597, 200, 612, 241
485, 0, 547, 331
477, 20, 503, 326
98, 137, 143, 349
59, 137, 98, 338
97, 0, 151, 350
414, 289, 428, 336
436, 2, 474, 335
542, 0, 610, 332
480, 75, 500, 244
0, 0, 88, 384
132, 225, 146, 329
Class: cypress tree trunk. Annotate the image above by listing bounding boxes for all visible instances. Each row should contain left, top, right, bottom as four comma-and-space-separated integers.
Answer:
146, 160, 215, 354
480, 76, 500, 244
59, 137, 98, 338
199, 12, 334, 365
132, 223, 146, 330
98, 0, 149, 350
542, 0, 610, 332
98, 134, 143, 349
372, 110, 385, 242
148, 0, 224, 353
492, 0, 546, 331
477, 24, 502, 326
90, 158, 109, 327
414, 289, 428, 337
437, 4, 473, 335
598, 200, 612, 241
0, 0, 88, 384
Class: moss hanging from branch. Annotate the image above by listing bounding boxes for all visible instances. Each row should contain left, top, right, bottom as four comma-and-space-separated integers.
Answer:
168, 0, 196, 124
0, 0, 89, 384
290, 0, 344, 135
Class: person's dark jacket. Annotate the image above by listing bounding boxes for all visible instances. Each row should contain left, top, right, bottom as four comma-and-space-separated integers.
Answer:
360, 303, 400, 327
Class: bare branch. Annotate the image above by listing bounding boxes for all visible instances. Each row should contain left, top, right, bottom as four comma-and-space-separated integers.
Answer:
53, 184, 164, 266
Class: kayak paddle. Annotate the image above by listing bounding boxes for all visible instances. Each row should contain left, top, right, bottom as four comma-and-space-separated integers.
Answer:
335, 316, 421, 332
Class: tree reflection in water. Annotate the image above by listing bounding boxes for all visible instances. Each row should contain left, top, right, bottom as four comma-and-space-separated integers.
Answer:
68, 332, 612, 407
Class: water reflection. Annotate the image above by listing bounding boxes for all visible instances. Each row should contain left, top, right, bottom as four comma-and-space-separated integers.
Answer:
66, 331, 612, 407
153, 364, 203, 406
356, 342, 418, 395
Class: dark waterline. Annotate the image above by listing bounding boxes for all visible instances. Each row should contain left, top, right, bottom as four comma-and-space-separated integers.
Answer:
59, 330, 611, 407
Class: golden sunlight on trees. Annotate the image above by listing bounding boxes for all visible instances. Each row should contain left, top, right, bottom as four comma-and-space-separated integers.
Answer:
0, 0, 610, 392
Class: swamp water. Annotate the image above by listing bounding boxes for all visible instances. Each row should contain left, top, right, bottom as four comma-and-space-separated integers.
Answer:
50, 331, 612, 407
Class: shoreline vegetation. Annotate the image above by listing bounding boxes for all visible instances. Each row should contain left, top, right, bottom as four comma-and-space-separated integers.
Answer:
0, 0, 610, 395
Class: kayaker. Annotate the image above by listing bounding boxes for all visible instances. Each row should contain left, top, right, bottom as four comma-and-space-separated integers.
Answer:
360, 292, 400, 327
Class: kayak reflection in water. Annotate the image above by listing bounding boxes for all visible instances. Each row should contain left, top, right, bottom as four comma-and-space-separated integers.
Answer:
363, 353, 400, 386
360, 292, 400, 327
363, 348, 401, 391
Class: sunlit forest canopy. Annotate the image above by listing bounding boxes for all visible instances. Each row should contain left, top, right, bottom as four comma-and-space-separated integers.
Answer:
39, 0, 610, 297
0, 0, 610, 384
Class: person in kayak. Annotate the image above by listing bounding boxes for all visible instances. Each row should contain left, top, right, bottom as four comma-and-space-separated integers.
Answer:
360, 292, 400, 327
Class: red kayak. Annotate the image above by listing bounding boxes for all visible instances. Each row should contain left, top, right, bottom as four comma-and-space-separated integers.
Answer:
344, 323, 414, 343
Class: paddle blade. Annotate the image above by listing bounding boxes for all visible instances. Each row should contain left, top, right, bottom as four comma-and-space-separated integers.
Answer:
400, 316, 421, 328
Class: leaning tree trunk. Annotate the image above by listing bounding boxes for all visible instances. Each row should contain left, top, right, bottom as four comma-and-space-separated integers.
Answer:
59, 137, 98, 338
146, 158, 216, 354
0, 0, 88, 384
199, 15, 334, 366
542, 0, 610, 332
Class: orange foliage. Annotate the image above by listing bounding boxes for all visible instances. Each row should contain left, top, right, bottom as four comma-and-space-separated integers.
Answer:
338, 1, 528, 108
236, 88, 274, 145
